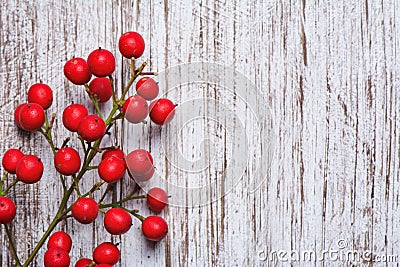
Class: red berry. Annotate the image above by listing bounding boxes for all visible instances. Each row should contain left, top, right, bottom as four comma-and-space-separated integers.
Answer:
14, 103, 28, 128
136, 77, 159, 101
54, 147, 81, 176
88, 77, 113, 103
104, 207, 132, 235
27, 83, 53, 110
16, 155, 44, 184
93, 242, 120, 265
18, 103, 45, 131
98, 156, 126, 183
101, 148, 125, 161
125, 149, 154, 182
2, 148, 24, 174
44, 247, 70, 267
149, 98, 176, 125
147, 187, 168, 212
47, 231, 72, 253
62, 104, 89, 132
123, 95, 149, 124
0, 196, 16, 224
141, 216, 168, 242
64, 57, 92, 85
118, 32, 145, 59
87, 48, 115, 77
96, 264, 113, 267
74, 258, 93, 267
71, 198, 98, 224
77, 115, 106, 142
146, 151, 153, 165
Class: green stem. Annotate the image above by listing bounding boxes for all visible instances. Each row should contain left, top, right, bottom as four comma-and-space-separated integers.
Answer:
80, 180, 106, 199
22, 185, 74, 267
84, 84, 103, 119
0, 172, 8, 194
132, 212, 146, 222
87, 166, 98, 170
72, 174, 81, 196
109, 75, 118, 103
4, 225, 22, 267
3, 179, 18, 195
39, 129, 66, 190
120, 61, 147, 102
100, 194, 147, 209
39, 128, 57, 154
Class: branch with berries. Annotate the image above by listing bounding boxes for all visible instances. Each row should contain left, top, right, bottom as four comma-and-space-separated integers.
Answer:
0, 31, 176, 267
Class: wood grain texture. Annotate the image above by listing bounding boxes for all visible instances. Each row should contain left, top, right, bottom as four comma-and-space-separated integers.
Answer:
0, 0, 399, 266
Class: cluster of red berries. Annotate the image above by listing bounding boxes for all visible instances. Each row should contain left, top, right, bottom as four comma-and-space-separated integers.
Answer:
0, 31, 174, 266
0, 147, 44, 224
64, 32, 176, 126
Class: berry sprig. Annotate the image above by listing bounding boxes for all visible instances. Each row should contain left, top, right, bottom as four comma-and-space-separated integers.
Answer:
0, 31, 175, 267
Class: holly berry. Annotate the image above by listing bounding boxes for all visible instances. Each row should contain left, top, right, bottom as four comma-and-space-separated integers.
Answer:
149, 98, 176, 125
102, 148, 125, 161
0, 196, 17, 224
141, 216, 168, 242
125, 149, 154, 182
146, 151, 153, 164
87, 48, 115, 77
47, 231, 73, 253
14, 103, 28, 128
44, 247, 70, 267
136, 77, 159, 101
77, 114, 106, 142
118, 31, 145, 59
16, 155, 44, 184
27, 83, 53, 110
2, 148, 24, 174
93, 242, 120, 265
71, 197, 98, 224
74, 258, 93, 267
104, 207, 132, 235
18, 103, 45, 131
54, 147, 81, 176
62, 104, 89, 132
98, 156, 126, 183
123, 95, 149, 124
64, 57, 92, 85
96, 264, 113, 267
147, 187, 168, 212
88, 77, 113, 103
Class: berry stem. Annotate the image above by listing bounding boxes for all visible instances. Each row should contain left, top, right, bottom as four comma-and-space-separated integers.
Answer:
61, 137, 71, 148
140, 71, 158, 76
39, 128, 57, 153
87, 165, 98, 170
45, 113, 57, 135
4, 224, 22, 267
84, 84, 103, 119
72, 174, 81, 196
98, 183, 114, 203
38, 128, 67, 190
80, 180, 106, 199
120, 61, 147, 102
0, 172, 8, 195
108, 75, 118, 103
3, 178, 18, 195
99, 193, 146, 209
131, 212, 145, 222
22, 185, 75, 267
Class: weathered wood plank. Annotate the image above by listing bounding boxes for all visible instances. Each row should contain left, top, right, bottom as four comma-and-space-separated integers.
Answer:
0, 1, 399, 266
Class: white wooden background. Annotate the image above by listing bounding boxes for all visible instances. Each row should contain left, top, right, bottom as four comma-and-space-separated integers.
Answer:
1, 0, 399, 266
